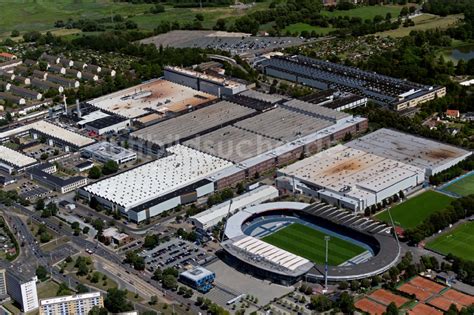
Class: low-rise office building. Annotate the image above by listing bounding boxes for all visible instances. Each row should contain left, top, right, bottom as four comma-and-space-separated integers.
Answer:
82, 142, 137, 165
179, 266, 215, 293
29, 163, 88, 194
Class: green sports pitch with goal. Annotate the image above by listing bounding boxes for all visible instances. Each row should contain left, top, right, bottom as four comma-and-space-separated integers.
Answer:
261, 223, 365, 266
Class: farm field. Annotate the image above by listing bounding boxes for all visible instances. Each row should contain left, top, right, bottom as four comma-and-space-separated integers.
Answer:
375, 190, 454, 229
377, 13, 462, 38
262, 222, 365, 265
426, 221, 474, 261
0, 0, 152, 34
443, 173, 474, 197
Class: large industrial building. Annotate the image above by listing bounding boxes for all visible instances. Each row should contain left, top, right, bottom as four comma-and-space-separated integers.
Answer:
87, 79, 216, 119
82, 88, 368, 223
164, 66, 248, 96
277, 145, 425, 211
0, 120, 95, 150
80, 145, 233, 223
260, 55, 446, 111
130, 100, 257, 155
346, 129, 472, 176
0, 145, 37, 173
277, 128, 471, 212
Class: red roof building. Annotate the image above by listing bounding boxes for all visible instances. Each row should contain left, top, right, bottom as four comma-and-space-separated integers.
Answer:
446, 109, 460, 118
0, 52, 17, 60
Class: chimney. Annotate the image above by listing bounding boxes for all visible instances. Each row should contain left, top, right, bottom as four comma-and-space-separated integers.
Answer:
76, 99, 81, 118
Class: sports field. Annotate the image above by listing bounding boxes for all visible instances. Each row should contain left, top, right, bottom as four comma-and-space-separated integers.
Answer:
375, 191, 454, 229
443, 173, 474, 197
426, 221, 474, 261
261, 223, 365, 265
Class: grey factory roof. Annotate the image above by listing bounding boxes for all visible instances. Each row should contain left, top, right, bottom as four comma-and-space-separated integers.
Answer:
184, 125, 283, 163
234, 107, 333, 142
282, 99, 350, 122
346, 128, 472, 174
131, 101, 256, 147
239, 90, 286, 104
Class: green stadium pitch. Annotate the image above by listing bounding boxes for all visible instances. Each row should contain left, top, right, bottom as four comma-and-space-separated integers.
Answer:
261, 223, 365, 266
426, 221, 474, 261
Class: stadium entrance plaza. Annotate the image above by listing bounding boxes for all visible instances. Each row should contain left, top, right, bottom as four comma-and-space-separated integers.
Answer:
205, 260, 293, 306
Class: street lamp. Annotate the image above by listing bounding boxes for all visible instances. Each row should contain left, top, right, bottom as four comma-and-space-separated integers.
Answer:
324, 236, 330, 293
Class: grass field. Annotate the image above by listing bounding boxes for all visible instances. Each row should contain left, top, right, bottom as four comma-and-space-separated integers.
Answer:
376, 190, 454, 229
426, 221, 474, 261
322, 5, 403, 20
377, 13, 462, 38
262, 223, 365, 265
443, 174, 474, 197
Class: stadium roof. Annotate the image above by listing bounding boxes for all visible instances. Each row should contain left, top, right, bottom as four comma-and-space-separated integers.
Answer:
131, 101, 256, 147
88, 79, 215, 118
0, 145, 36, 168
83, 145, 233, 209
184, 126, 283, 163
346, 129, 472, 174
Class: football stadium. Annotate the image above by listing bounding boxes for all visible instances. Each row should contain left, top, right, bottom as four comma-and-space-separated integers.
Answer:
221, 202, 400, 285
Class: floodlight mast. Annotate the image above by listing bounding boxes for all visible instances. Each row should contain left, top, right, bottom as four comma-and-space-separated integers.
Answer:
324, 235, 330, 292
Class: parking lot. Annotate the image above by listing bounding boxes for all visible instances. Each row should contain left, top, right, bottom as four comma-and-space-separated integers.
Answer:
140, 238, 214, 272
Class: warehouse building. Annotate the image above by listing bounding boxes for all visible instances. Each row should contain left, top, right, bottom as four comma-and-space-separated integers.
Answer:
130, 100, 257, 155
277, 144, 425, 212
80, 145, 233, 223
190, 184, 279, 230
88, 79, 216, 119
345, 128, 472, 176
82, 142, 137, 165
0, 120, 95, 150
164, 66, 248, 96
0, 145, 37, 173
260, 55, 446, 111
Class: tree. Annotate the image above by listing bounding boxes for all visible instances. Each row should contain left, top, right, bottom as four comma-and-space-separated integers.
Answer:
104, 288, 133, 313
162, 274, 178, 290
36, 265, 48, 281
35, 198, 45, 211
195, 13, 204, 21
336, 292, 354, 313
88, 306, 108, 315
76, 283, 89, 294
310, 294, 332, 312
149, 295, 158, 305
57, 282, 71, 296
143, 234, 159, 249
102, 161, 119, 175
153, 267, 163, 281
384, 302, 398, 315
88, 166, 102, 179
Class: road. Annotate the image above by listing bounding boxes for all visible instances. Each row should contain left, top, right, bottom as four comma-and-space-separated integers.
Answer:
10, 202, 202, 313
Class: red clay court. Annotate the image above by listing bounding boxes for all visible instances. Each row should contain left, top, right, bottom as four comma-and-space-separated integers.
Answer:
410, 276, 445, 294
369, 289, 409, 307
428, 296, 465, 311
408, 303, 443, 315
355, 298, 386, 315
399, 283, 434, 301
442, 289, 474, 307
